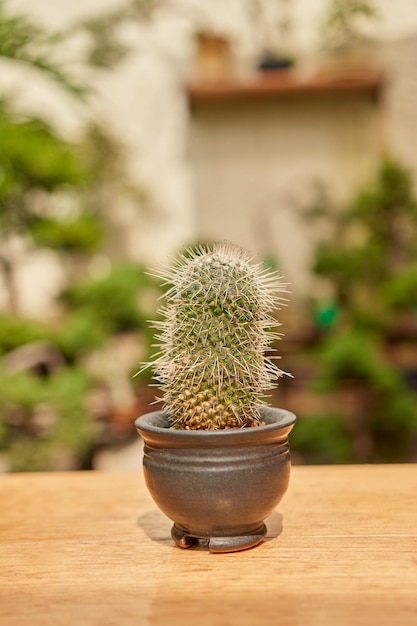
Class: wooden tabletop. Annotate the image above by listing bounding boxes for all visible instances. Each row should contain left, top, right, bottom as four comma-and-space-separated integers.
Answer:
1, 465, 416, 626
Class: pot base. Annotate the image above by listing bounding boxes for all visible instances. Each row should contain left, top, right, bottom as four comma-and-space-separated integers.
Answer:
171, 523, 267, 553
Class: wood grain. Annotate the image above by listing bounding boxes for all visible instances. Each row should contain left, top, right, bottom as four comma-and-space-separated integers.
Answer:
1, 465, 416, 626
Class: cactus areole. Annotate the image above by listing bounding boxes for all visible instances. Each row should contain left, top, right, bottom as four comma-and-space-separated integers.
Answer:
145, 242, 288, 430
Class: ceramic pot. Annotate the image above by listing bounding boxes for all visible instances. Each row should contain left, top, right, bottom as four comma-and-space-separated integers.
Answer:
135, 406, 296, 553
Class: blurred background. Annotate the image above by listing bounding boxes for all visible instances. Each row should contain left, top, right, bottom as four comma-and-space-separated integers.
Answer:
1, 0, 417, 472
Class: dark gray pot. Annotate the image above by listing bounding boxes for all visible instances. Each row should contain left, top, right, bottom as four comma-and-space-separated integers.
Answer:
135, 406, 296, 553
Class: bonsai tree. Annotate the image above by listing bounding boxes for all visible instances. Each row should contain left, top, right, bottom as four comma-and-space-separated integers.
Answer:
144, 242, 288, 429
0, 0, 167, 472
311, 159, 417, 332
0, 0, 157, 313
300, 159, 417, 462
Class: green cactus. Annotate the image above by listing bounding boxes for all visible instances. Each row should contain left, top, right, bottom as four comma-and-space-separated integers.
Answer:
146, 242, 288, 429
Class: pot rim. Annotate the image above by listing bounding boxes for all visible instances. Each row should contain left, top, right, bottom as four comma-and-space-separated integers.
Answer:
135, 406, 296, 445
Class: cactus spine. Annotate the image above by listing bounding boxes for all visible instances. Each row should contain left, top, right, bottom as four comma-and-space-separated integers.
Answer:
148, 242, 288, 429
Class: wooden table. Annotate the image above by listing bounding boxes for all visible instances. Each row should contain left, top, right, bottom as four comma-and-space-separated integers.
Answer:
1, 465, 416, 625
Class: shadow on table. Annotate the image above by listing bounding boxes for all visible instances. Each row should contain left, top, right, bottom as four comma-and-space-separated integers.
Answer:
137, 509, 283, 550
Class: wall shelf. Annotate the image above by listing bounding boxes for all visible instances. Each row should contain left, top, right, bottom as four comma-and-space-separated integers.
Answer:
186, 69, 383, 106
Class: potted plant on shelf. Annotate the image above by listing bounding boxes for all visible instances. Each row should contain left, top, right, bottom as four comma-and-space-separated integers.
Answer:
316, 0, 380, 78
135, 242, 296, 552
250, 0, 297, 73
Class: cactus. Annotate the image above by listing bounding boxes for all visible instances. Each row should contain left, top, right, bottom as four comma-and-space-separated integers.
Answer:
146, 242, 288, 429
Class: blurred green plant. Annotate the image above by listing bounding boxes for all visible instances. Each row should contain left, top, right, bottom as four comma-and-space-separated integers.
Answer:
0, 313, 47, 355
291, 413, 354, 464
0, 1, 162, 471
0, 101, 101, 312
0, 365, 93, 472
72, 0, 163, 69
60, 263, 159, 333
321, 0, 379, 51
30, 214, 102, 253
0, 0, 86, 95
300, 160, 417, 463
0, 1, 158, 313
0, 260, 161, 471
0, 0, 102, 313
312, 160, 417, 330
57, 263, 160, 362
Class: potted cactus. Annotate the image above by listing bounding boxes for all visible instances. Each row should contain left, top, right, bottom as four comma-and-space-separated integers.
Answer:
135, 242, 296, 552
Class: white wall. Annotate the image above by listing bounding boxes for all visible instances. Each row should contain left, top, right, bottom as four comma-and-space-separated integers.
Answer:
189, 89, 382, 296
